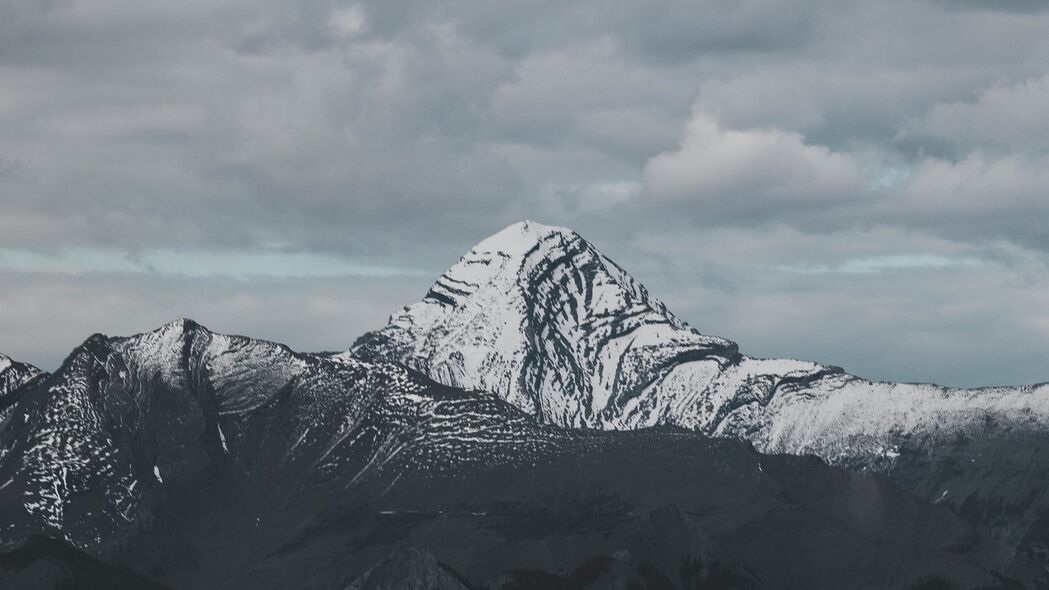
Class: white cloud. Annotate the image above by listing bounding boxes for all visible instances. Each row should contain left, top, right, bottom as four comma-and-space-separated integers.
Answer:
643, 111, 865, 214
330, 5, 368, 38
898, 151, 1049, 245
4, 0, 1049, 387
903, 74, 1049, 149
641, 101, 1049, 250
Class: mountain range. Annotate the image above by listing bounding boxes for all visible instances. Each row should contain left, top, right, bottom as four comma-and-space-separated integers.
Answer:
0, 221, 1047, 588
350, 221, 1049, 562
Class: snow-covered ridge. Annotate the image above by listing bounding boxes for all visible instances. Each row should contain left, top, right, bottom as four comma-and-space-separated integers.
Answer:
0, 319, 563, 550
351, 220, 1049, 444
0, 353, 46, 403
351, 220, 1049, 549
351, 220, 737, 427
0, 320, 1019, 588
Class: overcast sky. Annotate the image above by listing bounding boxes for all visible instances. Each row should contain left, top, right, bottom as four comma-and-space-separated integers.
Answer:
2, 0, 1049, 386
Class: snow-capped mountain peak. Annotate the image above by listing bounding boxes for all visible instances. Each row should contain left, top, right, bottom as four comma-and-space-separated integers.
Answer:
471, 219, 573, 257
351, 221, 1049, 556
0, 353, 47, 403
351, 220, 736, 427
0, 319, 1016, 589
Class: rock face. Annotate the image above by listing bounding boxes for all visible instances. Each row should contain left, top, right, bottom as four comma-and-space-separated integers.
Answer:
0, 353, 46, 403
0, 354, 46, 393
0, 320, 1027, 588
0, 354, 47, 439
0, 319, 562, 560
350, 220, 1049, 562
345, 547, 468, 590
0, 537, 170, 590
349, 220, 740, 428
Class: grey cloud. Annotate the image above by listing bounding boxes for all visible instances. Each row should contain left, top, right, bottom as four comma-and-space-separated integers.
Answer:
3, 0, 1049, 386
608, 0, 820, 62
4, 0, 1049, 260
0, 158, 25, 180
892, 152, 1049, 250
0, 270, 434, 371
356, 0, 820, 61
900, 74, 1049, 151
640, 73, 1049, 251
643, 111, 867, 218
619, 226, 1049, 387
932, 0, 1049, 13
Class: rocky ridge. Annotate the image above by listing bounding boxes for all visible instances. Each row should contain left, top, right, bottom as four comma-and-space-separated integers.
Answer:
0, 319, 1026, 588
350, 221, 1049, 561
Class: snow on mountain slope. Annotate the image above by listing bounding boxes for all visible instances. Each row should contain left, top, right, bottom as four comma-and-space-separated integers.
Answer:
0, 353, 46, 401
0, 320, 1015, 589
349, 220, 740, 428
350, 221, 1049, 555
0, 353, 47, 429
348, 221, 859, 437
0, 319, 569, 555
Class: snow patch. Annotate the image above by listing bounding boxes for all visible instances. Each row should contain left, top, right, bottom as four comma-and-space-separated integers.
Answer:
472, 220, 572, 257
217, 423, 229, 453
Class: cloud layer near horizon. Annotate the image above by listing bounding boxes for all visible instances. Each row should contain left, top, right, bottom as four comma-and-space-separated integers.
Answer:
2, 0, 1049, 386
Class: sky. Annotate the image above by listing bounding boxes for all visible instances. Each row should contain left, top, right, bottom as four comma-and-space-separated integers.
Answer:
2, 0, 1049, 387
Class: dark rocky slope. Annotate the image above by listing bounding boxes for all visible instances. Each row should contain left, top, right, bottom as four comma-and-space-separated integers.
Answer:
0, 537, 170, 590
0, 320, 1030, 588
350, 221, 1049, 570
0, 353, 47, 426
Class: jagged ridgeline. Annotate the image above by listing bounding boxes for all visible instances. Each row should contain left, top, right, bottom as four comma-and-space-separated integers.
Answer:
0, 320, 1034, 588
1, 221, 1048, 588
351, 221, 1049, 567
0, 353, 47, 409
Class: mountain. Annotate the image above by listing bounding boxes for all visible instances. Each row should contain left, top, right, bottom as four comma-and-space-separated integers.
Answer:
0, 537, 170, 590
350, 220, 1049, 565
0, 320, 1029, 588
0, 354, 47, 430
344, 547, 468, 590
0, 353, 46, 401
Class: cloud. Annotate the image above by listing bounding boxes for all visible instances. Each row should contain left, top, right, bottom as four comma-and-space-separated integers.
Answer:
0, 247, 428, 279
895, 151, 1049, 249
932, 0, 1049, 13
608, 0, 819, 61
643, 111, 866, 220
901, 74, 1049, 151
621, 225, 1049, 387
773, 254, 984, 275
3, 0, 1049, 259
3, 0, 1049, 386
0, 270, 434, 371
641, 99, 1049, 251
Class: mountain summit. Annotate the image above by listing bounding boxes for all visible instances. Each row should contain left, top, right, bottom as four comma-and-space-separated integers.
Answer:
2, 319, 1010, 588
0, 223, 1046, 587
0, 353, 46, 408
351, 220, 738, 427
352, 221, 1049, 558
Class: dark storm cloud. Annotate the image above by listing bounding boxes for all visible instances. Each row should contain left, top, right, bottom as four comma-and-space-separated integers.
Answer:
2, 0, 1049, 386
